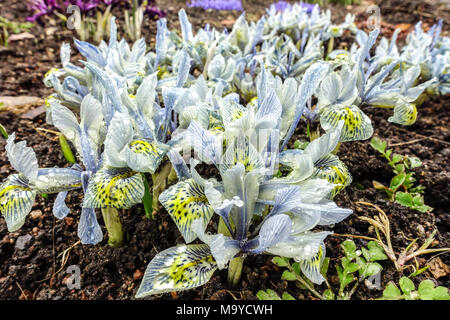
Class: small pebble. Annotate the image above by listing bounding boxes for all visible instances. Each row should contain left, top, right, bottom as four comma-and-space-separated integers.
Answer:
133, 269, 144, 280
15, 234, 32, 250
29, 210, 42, 220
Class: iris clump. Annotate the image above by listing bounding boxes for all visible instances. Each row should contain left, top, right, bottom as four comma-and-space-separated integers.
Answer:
1, 1, 448, 299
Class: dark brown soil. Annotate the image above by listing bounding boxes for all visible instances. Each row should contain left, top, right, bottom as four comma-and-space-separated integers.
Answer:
0, 0, 448, 300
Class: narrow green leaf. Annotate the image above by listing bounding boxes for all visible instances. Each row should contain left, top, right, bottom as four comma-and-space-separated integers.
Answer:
408, 266, 429, 277
320, 257, 330, 279
373, 180, 388, 190
0, 123, 8, 139
141, 174, 153, 219
59, 134, 76, 164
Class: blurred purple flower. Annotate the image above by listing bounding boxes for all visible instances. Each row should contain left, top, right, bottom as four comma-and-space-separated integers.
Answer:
272, 1, 317, 14
187, 0, 243, 11
64, 1, 101, 12
273, 1, 291, 12
26, 0, 61, 21
300, 2, 316, 13
145, 5, 166, 18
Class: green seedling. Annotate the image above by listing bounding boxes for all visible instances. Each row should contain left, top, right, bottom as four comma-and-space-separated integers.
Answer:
370, 136, 432, 213
264, 239, 387, 301
333, 239, 387, 300
0, 16, 34, 47
378, 277, 450, 300
356, 202, 450, 273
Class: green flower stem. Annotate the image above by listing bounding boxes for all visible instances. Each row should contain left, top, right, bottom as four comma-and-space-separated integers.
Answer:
101, 208, 124, 248
326, 36, 334, 60
150, 162, 172, 219
218, 218, 245, 288
227, 255, 245, 289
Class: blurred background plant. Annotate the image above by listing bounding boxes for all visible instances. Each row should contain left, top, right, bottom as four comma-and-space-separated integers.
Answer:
187, 0, 243, 11
304, 0, 360, 5
25, 0, 165, 42
0, 16, 34, 47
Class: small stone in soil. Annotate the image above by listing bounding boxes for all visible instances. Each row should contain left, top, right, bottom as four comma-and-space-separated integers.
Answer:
29, 209, 43, 220
133, 269, 144, 280
15, 234, 32, 250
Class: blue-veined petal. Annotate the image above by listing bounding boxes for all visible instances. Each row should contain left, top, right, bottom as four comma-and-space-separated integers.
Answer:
304, 120, 344, 164
320, 105, 373, 142
265, 231, 332, 262
159, 179, 214, 243
289, 209, 321, 234
222, 164, 261, 241
316, 200, 353, 226
136, 73, 158, 120
136, 244, 217, 297
218, 99, 247, 128
255, 89, 282, 129
79, 94, 103, 161
220, 133, 264, 175
50, 100, 81, 153
0, 174, 36, 232
268, 186, 302, 217
35, 168, 82, 193
178, 9, 193, 43
5, 133, 38, 184
191, 219, 240, 269
186, 121, 222, 166
273, 153, 314, 184
317, 66, 358, 109
83, 167, 144, 208
53, 191, 70, 219
388, 99, 417, 126
104, 112, 133, 168
74, 39, 107, 67
176, 50, 191, 87
281, 62, 329, 150
252, 214, 292, 254
311, 154, 352, 197
299, 243, 326, 284
127, 140, 170, 174
77, 207, 103, 245
166, 149, 190, 181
